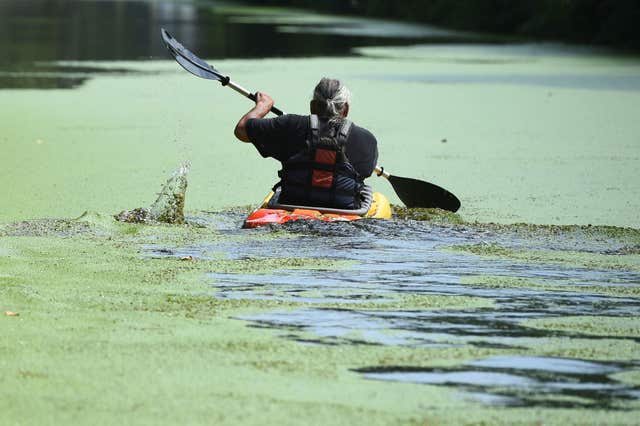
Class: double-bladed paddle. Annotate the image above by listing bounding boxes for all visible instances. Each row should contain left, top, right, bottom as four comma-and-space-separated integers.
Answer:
161, 29, 284, 116
160, 28, 460, 212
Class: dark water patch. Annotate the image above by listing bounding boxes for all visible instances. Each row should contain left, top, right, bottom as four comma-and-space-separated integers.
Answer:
273, 217, 640, 256
0, 0, 482, 89
140, 208, 640, 406
354, 356, 640, 409
468, 356, 623, 374
0, 0, 198, 65
37, 64, 153, 75
604, 245, 640, 255
356, 42, 639, 62
0, 63, 173, 89
231, 15, 481, 42
0, 75, 87, 90
362, 73, 640, 92
239, 294, 640, 349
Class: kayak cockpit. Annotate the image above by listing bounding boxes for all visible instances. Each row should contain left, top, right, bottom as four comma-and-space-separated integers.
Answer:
267, 185, 374, 216
243, 185, 391, 228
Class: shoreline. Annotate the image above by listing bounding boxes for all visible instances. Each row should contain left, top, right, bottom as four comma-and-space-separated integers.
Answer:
244, 0, 640, 52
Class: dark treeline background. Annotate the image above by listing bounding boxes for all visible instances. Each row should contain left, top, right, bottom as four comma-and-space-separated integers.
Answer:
247, 0, 640, 50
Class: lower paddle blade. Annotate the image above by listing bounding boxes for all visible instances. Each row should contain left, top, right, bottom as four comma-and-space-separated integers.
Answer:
161, 28, 222, 81
389, 174, 461, 212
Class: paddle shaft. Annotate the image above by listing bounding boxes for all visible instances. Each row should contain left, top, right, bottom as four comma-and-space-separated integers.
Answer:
225, 79, 285, 116
374, 165, 390, 179
161, 28, 284, 116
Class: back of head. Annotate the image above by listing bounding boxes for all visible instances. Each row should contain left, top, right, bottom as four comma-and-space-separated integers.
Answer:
311, 78, 351, 120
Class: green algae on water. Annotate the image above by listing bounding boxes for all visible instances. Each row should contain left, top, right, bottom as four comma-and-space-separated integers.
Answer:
526, 337, 640, 362
3, 214, 640, 425
392, 205, 465, 225
523, 316, 640, 339
611, 370, 640, 386
450, 241, 640, 272
0, 227, 488, 426
462, 274, 640, 298
3, 47, 640, 226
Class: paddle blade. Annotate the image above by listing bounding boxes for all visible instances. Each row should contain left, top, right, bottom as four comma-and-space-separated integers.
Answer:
388, 174, 461, 212
161, 28, 222, 81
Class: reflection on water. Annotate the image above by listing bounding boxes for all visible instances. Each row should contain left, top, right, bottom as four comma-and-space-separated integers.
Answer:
356, 356, 639, 409
4, 0, 636, 95
145, 213, 640, 409
0, 0, 478, 89
0, 64, 165, 90
362, 73, 640, 92
0, 0, 191, 63
1, 0, 204, 88
228, 13, 468, 39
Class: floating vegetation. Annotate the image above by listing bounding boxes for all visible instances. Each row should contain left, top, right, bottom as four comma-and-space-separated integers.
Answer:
2, 198, 640, 422
391, 205, 465, 224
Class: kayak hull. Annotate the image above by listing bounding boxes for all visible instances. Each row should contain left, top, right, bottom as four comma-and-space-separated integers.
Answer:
243, 191, 392, 228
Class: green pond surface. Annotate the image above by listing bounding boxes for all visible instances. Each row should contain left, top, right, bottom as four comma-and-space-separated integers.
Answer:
2, 47, 640, 226
2, 1, 640, 425
2, 210, 640, 425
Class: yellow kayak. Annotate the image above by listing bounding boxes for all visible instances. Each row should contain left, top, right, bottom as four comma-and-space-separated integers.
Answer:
243, 186, 391, 228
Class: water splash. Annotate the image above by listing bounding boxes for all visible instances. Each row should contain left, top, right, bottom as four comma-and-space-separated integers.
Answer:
115, 162, 190, 224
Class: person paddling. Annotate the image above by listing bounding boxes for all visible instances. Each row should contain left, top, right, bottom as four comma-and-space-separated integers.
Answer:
234, 78, 378, 210
162, 29, 460, 212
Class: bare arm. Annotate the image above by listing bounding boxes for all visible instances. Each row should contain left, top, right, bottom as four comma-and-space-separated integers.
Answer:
234, 92, 275, 142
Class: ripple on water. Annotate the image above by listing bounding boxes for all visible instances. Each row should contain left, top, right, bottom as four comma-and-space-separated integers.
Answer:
354, 356, 639, 409
144, 211, 640, 409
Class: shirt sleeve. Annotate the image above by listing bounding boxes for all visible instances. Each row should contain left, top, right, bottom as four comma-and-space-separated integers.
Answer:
245, 115, 292, 160
349, 127, 378, 178
360, 138, 378, 178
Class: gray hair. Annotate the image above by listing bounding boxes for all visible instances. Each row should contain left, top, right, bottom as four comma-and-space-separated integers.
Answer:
312, 78, 351, 118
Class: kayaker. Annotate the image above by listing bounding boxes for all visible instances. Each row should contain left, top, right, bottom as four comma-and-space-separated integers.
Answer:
234, 78, 378, 210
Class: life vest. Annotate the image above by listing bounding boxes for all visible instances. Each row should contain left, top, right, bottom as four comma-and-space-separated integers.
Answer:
277, 115, 364, 210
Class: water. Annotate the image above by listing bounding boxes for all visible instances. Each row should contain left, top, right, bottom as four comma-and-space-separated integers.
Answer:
3, 1, 639, 227
4, 0, 640, 411
144, 213, 640, 409
0, 0, 480, 89
365, 72, 640, 92
357, 356, 639, 409
115, 162, 190, 223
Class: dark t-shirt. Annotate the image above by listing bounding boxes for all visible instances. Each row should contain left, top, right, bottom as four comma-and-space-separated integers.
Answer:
245, 114, 378, 178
